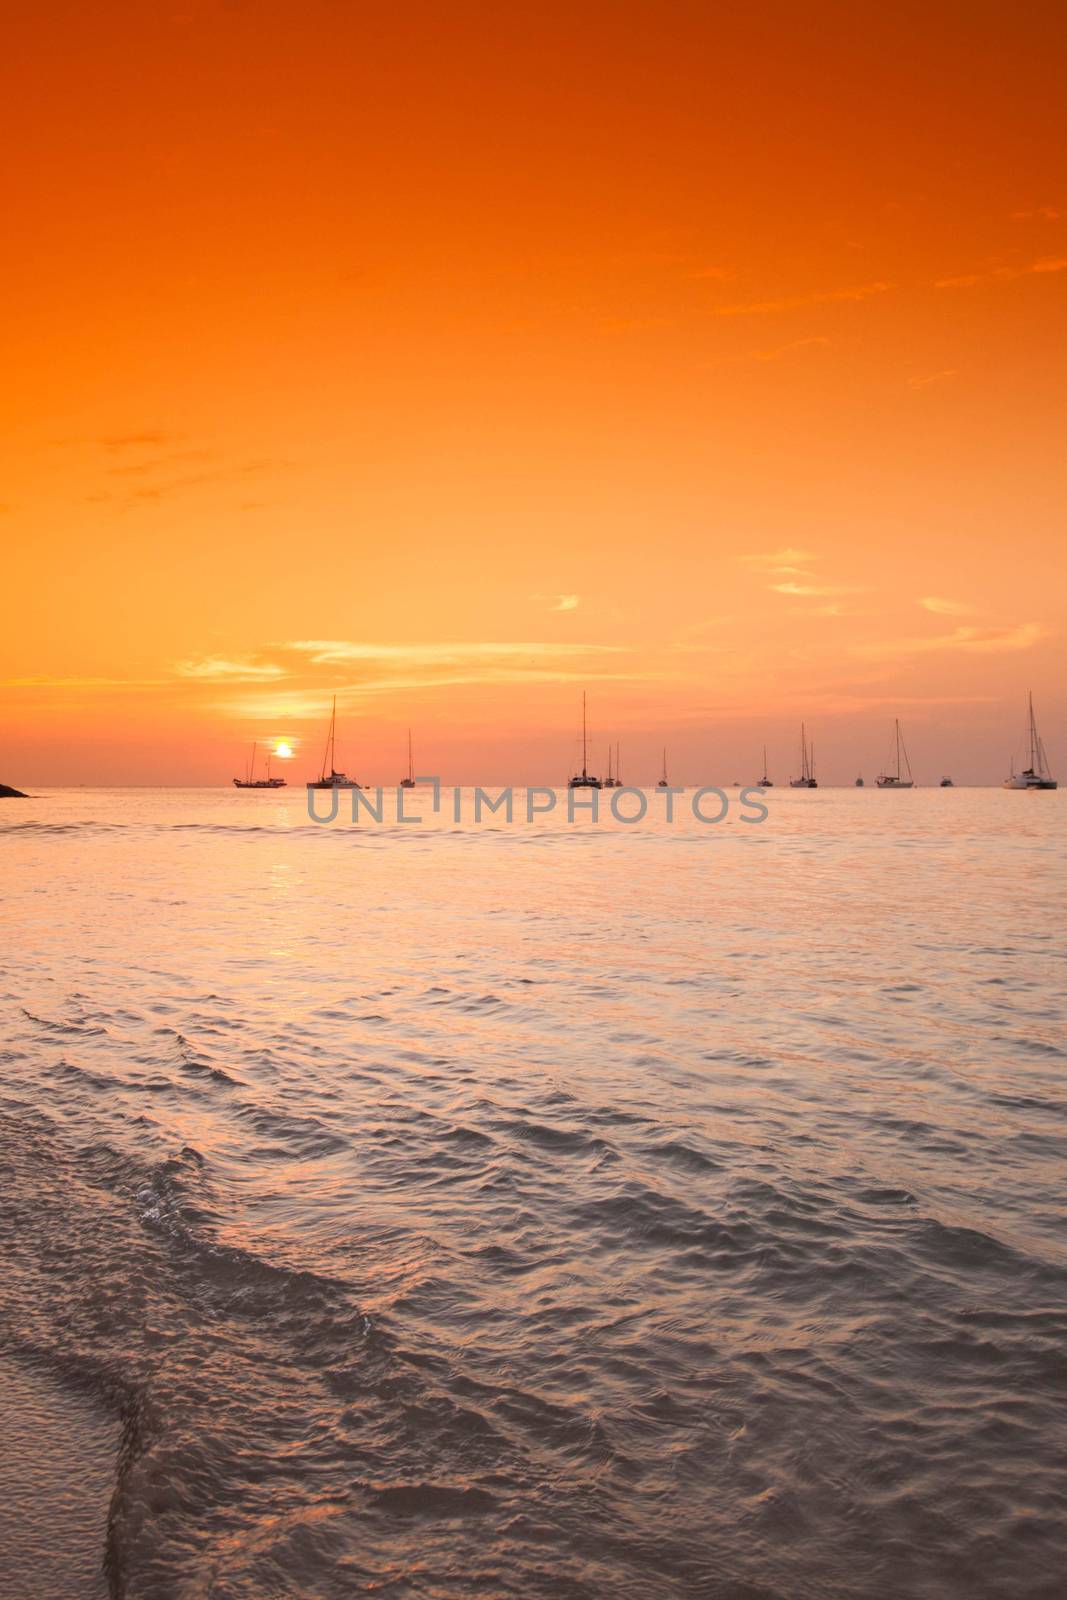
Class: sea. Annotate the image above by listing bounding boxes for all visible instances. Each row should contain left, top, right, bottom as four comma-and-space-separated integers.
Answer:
1, 785, 1065, 1599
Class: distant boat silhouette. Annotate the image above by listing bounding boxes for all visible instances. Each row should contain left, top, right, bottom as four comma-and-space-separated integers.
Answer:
657, 748, 670, 788
790, 724, 817, 787
876, 719, 914, 788
308, 696, 361, 789
233, 742, 286, 789
568, 693, 602, 789
1004, 692, 1056, 789
940, 775, 954, 787
759, 745, 773, 787
604, 740, 621, 787
855, 774, 865, 787
400, 728, 416, 788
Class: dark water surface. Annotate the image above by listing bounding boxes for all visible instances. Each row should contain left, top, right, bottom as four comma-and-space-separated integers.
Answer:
1, 787, 1065, 1598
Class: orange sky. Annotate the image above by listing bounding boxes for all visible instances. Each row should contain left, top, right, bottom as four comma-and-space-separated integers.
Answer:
2, 0, 1065, 785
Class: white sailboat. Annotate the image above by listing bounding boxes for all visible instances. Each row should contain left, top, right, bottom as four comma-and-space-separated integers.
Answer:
308, 696, 361, 790
400, 728, 416, 788
233, 741, 286, 789
568, 693, 602, 789
789, 724, 817, 788
1004, 692, 1057, 790
876, 720, 915, 788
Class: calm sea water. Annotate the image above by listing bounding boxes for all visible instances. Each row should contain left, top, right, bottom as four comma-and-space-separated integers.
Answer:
1, 787, 1065, 1599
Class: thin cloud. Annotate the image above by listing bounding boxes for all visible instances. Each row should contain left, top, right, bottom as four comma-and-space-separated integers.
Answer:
535, 593, 580, 612
936, 257, 1067, 288
0, 674, 168, 689
740, 547, 818, 573
98, 431, 185, 451
920, 597, 977, 617
711, 281, 893, 317
175, 656, 289, 681
855, 622, 1049, 660
1011, 205, 1061, 220
750, 336, 831, 362
908, 370, 958, 389
771, 581, 866, 597
288, 639, 620, 666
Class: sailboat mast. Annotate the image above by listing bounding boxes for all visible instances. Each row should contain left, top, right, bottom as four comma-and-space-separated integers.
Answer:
582, 692, 588, 775
321, 697, 336, 782
408, 727, 414, 783
1029, 692, 1038, 772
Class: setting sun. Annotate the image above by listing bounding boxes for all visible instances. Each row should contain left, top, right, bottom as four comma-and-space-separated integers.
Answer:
273, 742, 294, 759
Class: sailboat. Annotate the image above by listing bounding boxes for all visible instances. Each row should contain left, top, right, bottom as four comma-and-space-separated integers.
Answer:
789, 724, 818, 788
940, 776, 954, 787
1004, 692, 1057, 789
568, 693, 602, 788
603, 740, 621, 787
855, 773, 865, 787
308, 696, 361, 789
657, 748, 670, 788
233, 742, 286, 789
400, 728, 416, 788
758, 746, 773, 787
876, 719, 914, 788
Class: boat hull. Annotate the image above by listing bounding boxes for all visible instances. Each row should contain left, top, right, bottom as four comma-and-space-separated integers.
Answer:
1003, 776, 1057, 790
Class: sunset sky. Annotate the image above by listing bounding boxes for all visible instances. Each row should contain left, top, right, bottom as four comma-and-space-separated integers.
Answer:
2, 0, 1065, 784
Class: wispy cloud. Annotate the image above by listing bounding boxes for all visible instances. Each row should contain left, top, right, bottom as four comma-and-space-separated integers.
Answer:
97, 430, 186, 451
711, 281, 893, 317
936, 256, 1067, 289
740, 547, 818, 574
288, 640, 618, 667
1011, 205, 1061, 220
908, 369, 958, 389
770, 580, 866, 598
855, 622, 1049, 660
175, 656, 289, 681
534, 593, 580, 612
749, 336, 830, 362
0, 675, 168, 689
920, 596, 977, 617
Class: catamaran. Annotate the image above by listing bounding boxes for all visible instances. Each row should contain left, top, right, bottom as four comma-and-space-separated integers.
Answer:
233, 742, 286, 789
400, 728, 416, 788
568, 693, 602, 789
603, 740, 621, 787
657, 748, 670, 788
789, 724, 817, 788
758, 746, 773, 787
877, 719, 914, 788
308, 696, 361, 790
1004, 692, 1057, 790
